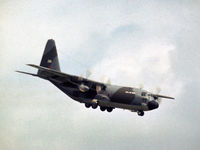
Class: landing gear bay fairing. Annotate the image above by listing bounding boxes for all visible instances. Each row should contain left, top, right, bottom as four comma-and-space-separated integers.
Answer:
17, 39, 174, 116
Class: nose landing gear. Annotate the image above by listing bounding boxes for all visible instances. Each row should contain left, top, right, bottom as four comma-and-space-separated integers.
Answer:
137, 111, 144, 116
100, 106, 106, 111
85, 103, 91, 108
106, 107, 113, 112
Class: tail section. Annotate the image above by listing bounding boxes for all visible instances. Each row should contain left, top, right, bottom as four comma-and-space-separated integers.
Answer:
38, 39, 61, 75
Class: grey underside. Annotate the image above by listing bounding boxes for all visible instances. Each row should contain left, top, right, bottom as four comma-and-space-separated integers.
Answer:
17, 39, 174, 114
48, 77, 149, 111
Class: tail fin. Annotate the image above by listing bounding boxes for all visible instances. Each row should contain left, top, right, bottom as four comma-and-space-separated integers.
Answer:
38, 39, 61, 75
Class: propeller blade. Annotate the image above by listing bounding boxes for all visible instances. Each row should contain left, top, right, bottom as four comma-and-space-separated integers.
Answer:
86, 70, 91, 78
78, 74, 83, 81
96, 85, 102, 94
155, 87, 162, 104
100, 75, 105, 83
107, 78, 111, 85
157, 97, 162, 104
139, 84, 144, 89
156, 87, 161, 94
79, 84, 89, 92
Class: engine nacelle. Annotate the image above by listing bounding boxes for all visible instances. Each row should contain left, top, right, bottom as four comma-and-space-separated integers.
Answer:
79, 84, 89, 92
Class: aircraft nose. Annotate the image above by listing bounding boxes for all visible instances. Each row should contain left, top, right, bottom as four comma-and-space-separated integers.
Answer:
148, 101, 159, 110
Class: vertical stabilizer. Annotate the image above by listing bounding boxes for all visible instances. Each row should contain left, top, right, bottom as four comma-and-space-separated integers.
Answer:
38, 39, 61, 75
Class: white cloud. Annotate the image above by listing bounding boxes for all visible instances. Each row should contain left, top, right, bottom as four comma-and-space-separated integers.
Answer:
90, 35, 182, 96
1, 0, 200, 150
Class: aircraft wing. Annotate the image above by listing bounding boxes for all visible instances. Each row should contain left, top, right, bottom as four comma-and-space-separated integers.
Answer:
153, 94, 175, 100
27, 64, 73, 79
26, 64, 105, 91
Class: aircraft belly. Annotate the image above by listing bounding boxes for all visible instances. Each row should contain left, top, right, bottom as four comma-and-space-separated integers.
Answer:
110, 87, 134, 104
98, 101, 148, 111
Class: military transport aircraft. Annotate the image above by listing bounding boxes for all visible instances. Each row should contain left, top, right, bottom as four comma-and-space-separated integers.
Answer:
17, 39, 174, 116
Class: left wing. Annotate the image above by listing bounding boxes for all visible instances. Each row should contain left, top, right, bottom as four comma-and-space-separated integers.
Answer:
26, 64, 105, 92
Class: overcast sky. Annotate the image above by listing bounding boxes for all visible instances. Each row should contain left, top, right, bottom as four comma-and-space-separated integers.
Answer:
1, 0, 200, 150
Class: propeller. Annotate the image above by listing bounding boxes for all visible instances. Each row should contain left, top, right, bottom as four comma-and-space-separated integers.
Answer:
78, 70, 91, 92
100, 75, 105, 82
96, 85, 102, 94
78, 74, 83, 81
107, 78, 111, 85
100, 75, 111, 85
139, 84, 144, 90
86, 70, 91, 78
155, 87, 162, 104
156, 87, 161, 94
79, 84, 89, 92
79, 69, 92, 80
152, 87, 174, 104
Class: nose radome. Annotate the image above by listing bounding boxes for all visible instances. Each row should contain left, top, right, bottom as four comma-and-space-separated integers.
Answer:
148, 101, 159, 110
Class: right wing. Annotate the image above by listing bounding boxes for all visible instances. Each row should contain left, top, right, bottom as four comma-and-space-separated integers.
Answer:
152, 94, 175, 100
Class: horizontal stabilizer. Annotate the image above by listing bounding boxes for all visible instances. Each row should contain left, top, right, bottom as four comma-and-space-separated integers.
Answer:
16, 71, 38, 76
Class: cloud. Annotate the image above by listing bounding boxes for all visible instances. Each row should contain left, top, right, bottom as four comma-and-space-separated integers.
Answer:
1, 0, 200, 150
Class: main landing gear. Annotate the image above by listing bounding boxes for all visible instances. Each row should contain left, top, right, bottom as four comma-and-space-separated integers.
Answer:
85, 103, 113, 113
137, 111, 144, 116
85, 103, 91, 108
100, 106, 106, 111
92, 103, 98, 109
99, 106, 113, 112
84, 102, 98, 109
106, 107, 113, 112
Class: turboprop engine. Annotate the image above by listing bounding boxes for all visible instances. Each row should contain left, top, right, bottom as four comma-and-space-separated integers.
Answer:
79, 84, 89, 92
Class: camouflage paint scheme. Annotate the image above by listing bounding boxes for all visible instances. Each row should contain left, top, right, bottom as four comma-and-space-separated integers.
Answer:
17, 39, 174, 116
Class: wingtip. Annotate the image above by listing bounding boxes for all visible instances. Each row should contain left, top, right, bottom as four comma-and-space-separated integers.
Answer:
26, 64, 38, 68
15, 70, 21, 73
26, 64, 33, 66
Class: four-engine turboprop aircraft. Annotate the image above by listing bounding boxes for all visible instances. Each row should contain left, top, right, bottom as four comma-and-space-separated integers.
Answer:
17, 39, 174, 116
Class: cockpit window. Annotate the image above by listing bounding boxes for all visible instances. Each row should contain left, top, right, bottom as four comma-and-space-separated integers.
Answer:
141, 92, 146, 96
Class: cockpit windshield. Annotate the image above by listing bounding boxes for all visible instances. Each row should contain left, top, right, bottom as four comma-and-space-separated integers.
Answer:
141, 92, 146, 96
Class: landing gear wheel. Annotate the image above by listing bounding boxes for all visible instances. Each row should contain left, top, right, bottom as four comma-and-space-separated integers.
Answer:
107, 107, 113, 112
92, 103, 98, 109
137, 111, 144, 116
85, 103, 91, 108
100, 106, 106, 111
